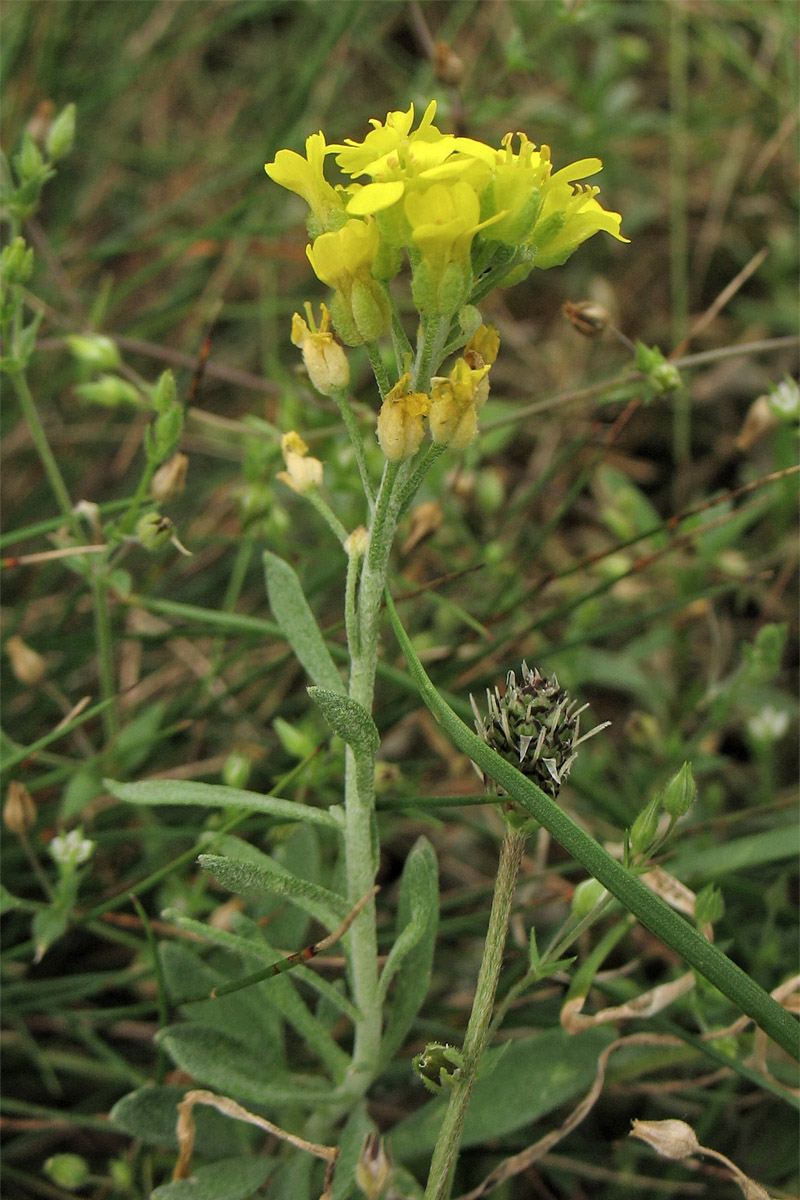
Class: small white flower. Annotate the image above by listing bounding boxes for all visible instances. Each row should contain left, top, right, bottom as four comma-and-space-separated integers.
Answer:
748, 706, 790, 743
50, 827, 95, 867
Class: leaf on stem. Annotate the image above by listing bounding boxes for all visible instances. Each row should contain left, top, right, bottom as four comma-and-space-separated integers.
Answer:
264, 551, 344, 694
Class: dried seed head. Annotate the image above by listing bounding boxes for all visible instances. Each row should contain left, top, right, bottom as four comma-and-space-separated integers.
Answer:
4, 781, 36, 835
5, 635, 47, 686
471, 663, 608, 798
630, 1118, 700, 1160
355, 1132, 391, 1199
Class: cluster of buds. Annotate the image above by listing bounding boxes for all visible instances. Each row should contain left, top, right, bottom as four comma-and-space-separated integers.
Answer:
266, 100, 627, 343
375, 322, 500, 460
471, 662, 608, 799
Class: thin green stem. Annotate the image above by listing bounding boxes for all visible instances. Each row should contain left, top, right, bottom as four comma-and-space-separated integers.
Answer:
413, 315, 450, 393
10, 369, 79, 536
339, 456, 412, 1101
306, 488, 350, 546
329, 385, 376, 507
364, 340, 391, 399
396, 442, 447, 520
424, 826, 527, 1200
90, 572, 119, 741
386, 591, 800, 1063
11, 366, 119, 739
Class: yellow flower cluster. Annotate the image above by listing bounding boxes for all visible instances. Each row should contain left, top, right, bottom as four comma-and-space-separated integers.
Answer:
265, 101, 627, 340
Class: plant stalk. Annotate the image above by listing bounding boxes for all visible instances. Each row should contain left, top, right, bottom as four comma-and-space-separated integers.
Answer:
424, 824, 527, 1200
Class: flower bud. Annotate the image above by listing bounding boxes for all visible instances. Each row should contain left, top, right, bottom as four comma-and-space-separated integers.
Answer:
0, 236, 34, 285
135, 511, 174, 551
694, 883, 724, 928
5, 634, 47, 686
345, 525, 369, 559
74, 374, 144, 408
45, 103, 76, 162
66, 333, 121, 371
629, 796, 660, 856
630, 1118, 700, 1160
413, 1042, 464, 1093
44, 1153, 90, 1190
571, 877, 608, 919
662, 762, 696, 819
222, 749, 253, 790
766, 376, 799, 423
4, 781, 36, 835
151, 452, 188, 503
635, 342, 682, 394
376, 376, 430, 462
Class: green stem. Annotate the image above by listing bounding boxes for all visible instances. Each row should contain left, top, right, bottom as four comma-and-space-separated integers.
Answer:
364, 341, 391, 399
340, 457, 412, 1100
386, 591, 800, 1063
413, 316, 450, 393
10, 369, 79, 536
396, 442, 447, 520
306, 488, 350, 545
11, 367, 119, 739
330, 385, 376, 507
90, 572, 119, 741
424, 825, 526, 1200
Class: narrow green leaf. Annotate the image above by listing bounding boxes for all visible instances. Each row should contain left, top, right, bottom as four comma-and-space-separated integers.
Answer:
264, 550, 344, 693
380, 837, 439, 1065
199, 852, 348, 931
106, 778, 341, 830
308, 687, 379, 757
152, 1157, 275, 1200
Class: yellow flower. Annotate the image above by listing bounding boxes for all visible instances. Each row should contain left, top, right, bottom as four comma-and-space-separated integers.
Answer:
277, 431, 323, 494
265, 131, 346, 232
428, 327, 499, 450
332, 100, 448, 180
306, 218, 380, 290
528, 176, 628, 268
290, 302, 350, 395
376, 374, 431, 461
404, 180, 496, 315
306, 218, 392, 345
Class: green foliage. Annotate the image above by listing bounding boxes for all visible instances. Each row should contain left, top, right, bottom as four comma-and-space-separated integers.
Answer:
390, 1027, 614, 1159
2, 3, 797, 1199
151, 1157, 275, 1200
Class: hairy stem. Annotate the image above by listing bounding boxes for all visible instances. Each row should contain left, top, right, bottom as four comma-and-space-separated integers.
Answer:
424, 825, 526, 1200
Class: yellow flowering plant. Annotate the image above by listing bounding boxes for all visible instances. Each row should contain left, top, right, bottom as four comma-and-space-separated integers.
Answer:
259, 99, 631, 1199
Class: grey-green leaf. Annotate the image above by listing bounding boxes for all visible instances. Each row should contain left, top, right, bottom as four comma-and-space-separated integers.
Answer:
380, 837, 438, 1066
264, 550, 344, 693
110, 1086, 242, 1155
158, 1023, 336, 1109
152, 1157, 275, 1200
308, 687, 379, 757
106, 778, 340, 830
199, 852, 348, 931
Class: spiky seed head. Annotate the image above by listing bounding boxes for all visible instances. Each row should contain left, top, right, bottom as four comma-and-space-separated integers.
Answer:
471, 662, 606, 798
